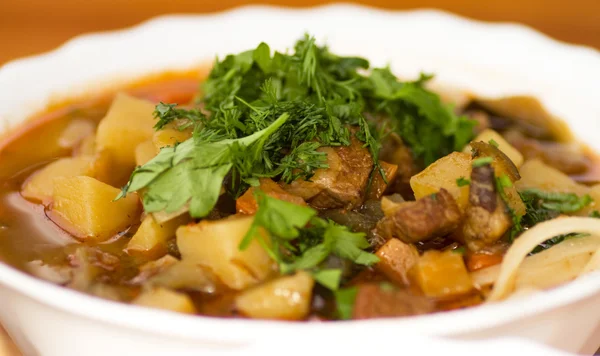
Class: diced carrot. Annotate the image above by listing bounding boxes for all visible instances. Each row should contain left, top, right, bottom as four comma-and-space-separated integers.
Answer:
236, 178, 306, 214
466, 252, 503, 272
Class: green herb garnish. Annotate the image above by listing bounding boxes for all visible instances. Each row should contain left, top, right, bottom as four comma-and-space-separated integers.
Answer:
456, 177, 471, 187
472, 157, 494, 167
239, 191, 379, 289
119, 35, 475, 218
520, 189, 593, 213
335, 286, 358, 320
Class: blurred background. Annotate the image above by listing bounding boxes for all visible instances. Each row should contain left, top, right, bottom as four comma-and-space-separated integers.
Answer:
1, 0, 600, 65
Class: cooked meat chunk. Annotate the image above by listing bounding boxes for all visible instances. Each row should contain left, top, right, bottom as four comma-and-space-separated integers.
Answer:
379, 133, 419, 199
236, 178, 306, 214
381, 188, 462, 243
375, 238, 419, 285
462, 165, 511, 251
503, 130, 589, 175
353, 283, 435, 319
464, 110, 491, 134
282, 131, 373, 210
366, 161, 398, 200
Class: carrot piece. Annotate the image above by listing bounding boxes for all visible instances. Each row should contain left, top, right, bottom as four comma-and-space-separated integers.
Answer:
466, 252, 503, 272
236, 178, 306, 214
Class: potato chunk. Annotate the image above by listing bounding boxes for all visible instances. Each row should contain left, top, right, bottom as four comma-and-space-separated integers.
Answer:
516, 159, 588, 196
463, 129, 524, 168
133, 287, 196, 314
176, 216, 274, 290
375, 238, 419, 285
135, 140, 157, 167
49, 176, 141, 241
126, 214, 188, 259
411, 250, 473, 298
152, 126, 193, 152
410, 152, 472, 211
235, 271, 314, 320
58, 119, 96, 150
22, 156, 95, 203
95, 93, 156, 180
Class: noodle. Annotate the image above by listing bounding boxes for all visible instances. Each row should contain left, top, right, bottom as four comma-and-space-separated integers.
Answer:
581, 248, 600, 275
486, 217, 600, 301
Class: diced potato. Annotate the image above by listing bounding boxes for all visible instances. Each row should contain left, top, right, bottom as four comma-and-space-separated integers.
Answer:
235, 271, 314, 320
135, 140, 158, 167
516, 159, 589, 196
87, 149, 118, 186
95, 93, 157, 180
410, 152, 472, 211
152, 126, 193, 153
49, 176, 141, 241
463, 129, 524, 168
411, 250, 473, 298
375, 238, 419, 285
133, 287, 196, 314
380, 194, 406, 217
76, 133, 96, 157
147, 260, 218, 293
58, 119, 96, 150
176, 216, 275, 290
578, 184, 600, 216
22, 156, 95, 203
126, 214, 189, 259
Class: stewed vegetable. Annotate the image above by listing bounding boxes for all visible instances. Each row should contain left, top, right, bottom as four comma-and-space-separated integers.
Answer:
1, 36, 600, 321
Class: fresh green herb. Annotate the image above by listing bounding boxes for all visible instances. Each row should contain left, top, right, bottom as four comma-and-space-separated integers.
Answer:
335, 286, 358, 320
117, 113, 290, 218
239, 191, 379, 288
452, 246, 466, 254
119, 35, 475, 217
456, 177, 471, 187
488, 139, 499, 148
495, 174, 522, 241
515, 188, 594, 252
520, 189, 593, 213
312, 269, 343, 290
590, 210, 600, 218
379, 281, 397, 292
153, 102, 206, 130
529, 233, 588, 255
472, 157, 494, 167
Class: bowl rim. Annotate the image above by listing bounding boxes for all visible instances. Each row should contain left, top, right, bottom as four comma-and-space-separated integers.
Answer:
0, 2, 599, 345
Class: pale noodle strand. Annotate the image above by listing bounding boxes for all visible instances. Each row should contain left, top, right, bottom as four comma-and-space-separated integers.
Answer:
581, 248, 600, 275
487, 217, 600, 302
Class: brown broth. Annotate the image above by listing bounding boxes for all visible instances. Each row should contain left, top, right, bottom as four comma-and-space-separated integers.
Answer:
1, 69, 599, 320
0, 70, 202, 270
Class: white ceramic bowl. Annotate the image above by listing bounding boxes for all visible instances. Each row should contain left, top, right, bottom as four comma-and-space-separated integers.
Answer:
0, 4, 599, 356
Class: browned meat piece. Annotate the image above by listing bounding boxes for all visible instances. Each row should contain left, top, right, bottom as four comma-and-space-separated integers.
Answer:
375, 238, 420, 285
504, 130, 589, 175
365, 161, 398, 201
462, 164, 511, 251
379, 133, 420, 199
236, 178, 306, 214
382, 188, 462, 243
282, 130, 373, 210
353, 283, 435, 319
464, 110, 491, 134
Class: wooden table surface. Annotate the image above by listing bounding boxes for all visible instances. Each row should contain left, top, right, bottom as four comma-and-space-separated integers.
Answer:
0, 0, 599, 355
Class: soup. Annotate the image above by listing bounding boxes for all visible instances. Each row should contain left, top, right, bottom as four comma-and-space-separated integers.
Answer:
1, 36, 599, 321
